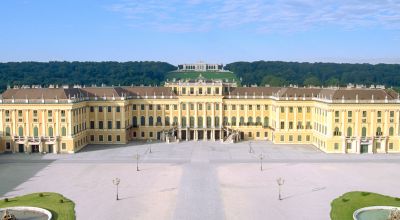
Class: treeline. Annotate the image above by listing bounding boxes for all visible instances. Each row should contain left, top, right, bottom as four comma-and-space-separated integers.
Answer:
225, 61, 400, 87
0, 61, 176, 91
1, 61, 400, 92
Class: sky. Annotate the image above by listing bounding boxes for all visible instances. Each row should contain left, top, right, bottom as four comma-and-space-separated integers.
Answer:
1, 0, 400, 65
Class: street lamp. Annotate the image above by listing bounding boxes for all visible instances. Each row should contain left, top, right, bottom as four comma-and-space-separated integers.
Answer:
276, 177, 285, 200
112, 178, 121, 200
259, 153, 264, 171
135, 152, 140, 171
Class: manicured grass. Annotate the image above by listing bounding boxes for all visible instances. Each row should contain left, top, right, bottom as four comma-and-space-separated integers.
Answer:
0, 192, 75, 220
331, 191, 400, 220
166, 71, 239, 82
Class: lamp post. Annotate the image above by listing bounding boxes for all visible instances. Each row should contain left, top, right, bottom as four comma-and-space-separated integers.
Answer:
259, 153, 264, 171
276, 177, 285, 200
135, 152, 140, 171
112, 178, 121, 200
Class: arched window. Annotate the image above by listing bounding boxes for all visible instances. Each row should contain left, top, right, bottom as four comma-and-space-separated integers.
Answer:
240, 117, 245, 125
5, 126, 10, 136
347, 127, 352, 137
165, 116, 170, 126
376, 127, 382, 136
361, 127, 367, 137
248, 117, 253, 124
148, 116, 154, 126
181, 117, 187, 127
157, 116, 162, 125
198, 117, 203, 127
132, 116, 137, 127
190, 117, 195, 127
223, 117, 228, 126
207, 117, 212, 127
48, 127, 53, 137
140, 116, 145, 126
173, 117, 178, 125
256, 117, 261, 125
231, 117, 237, 126
61, 127, 66, 136
264, 117, 269, 127
18, 126, 24, 136
34, 126, 39, 137
334, 127, 340, 136
215, 117, 220, 127
389, 127, 394, 136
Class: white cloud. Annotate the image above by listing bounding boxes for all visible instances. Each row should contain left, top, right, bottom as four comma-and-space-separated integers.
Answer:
107, 0, 400, 32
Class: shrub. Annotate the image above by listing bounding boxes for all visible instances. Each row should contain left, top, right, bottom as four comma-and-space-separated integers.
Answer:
4, 198, 9, 202
39, 193, 44, 197
361, 192, 370, 196
59, 199, 64, 203
342, 198, 350, 202
395, 198, 400, 201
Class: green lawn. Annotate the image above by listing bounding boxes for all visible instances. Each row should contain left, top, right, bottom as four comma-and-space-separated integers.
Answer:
0, 192, 75, 220
331, 191, 400, 220
166, 71, 239, 82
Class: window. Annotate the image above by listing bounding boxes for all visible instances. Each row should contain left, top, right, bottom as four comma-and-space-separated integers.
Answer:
232, 105, 236, 110
256, 132, 260, 137
264, 117, 269, 127
348, 111, 352, 117
215, 117, 220, 127
335, 111, 339, 117
141, 104, 145, 111
289, 135, 293, 142
307, 107, 311, 113
149, 116, 154, 126
280, 107, 285, 113
297, 135, 302, 141
141, 132, 145, 137
207, 87, 211, 94
198, 117, 203, 127
240, 105, 244, 111
116, 106, 121, 112
117, 135, 121, 142
347, 143, 352, 149
182, 88, 186, 94
90, 121, 95, 129
256, 117, 261, 125
264, 105, 268, 110
99, 121, 104, 129
362, 111, 367, 117
333, 127, 340, 136
165, 116, 170, 126
207, 117, 212, 127
173, 117, 178, 125
389, 127, 394, 136
377, 111, 382, 118
264, 132, 268, 137
361, 127, 367, 137
33, 126, 39, 137
18, 126, 23, 136
280, 135, 284, 142
248, 117, 253, 125
132, 105, 137, 111
149, 105, 153, 110
182, 117, 187, 127
231, 117, 237, 126
62, 143, 67, 150
199, 88, 203, 94
108, 135, 112, 142
390, 111, 394, 118
334, 143, 339, 150
249, 105, 252, 110
5, 127, 10, 136
248, 132, 252, 138
289, 107, 293, 113
61, 127, 66, 136
99, 135, 103, 141
389, 143, 393, 150
190, 117, 195, 127
116, 121, 121, 129
5, 110, 9, 117
157, 105, 161, 111
216, 104, 219, 110
376, 127, 382, 136
99, 106, 103, 112
289, 122, 293, 129
149, 132, 153, 138
190, 104, 194, 110
18, 110, 23, 117
298, 107, 302, 113
190, 87, 194, 94
306, 135, 310, 141
182, 104, 186, 110
280, 121, 285, 129
257, 105, 261, 110
132, 116, 137, 127
215, 88, 219, 94
157, 116, 162, 125
239, 117, 245, 125
108, 106, 112, 112
347, 127, 352, 137
198, 104, 202, 110
108, 121, 112, 129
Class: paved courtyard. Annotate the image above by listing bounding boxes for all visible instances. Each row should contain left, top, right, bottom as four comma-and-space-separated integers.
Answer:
1, 141, 400, 220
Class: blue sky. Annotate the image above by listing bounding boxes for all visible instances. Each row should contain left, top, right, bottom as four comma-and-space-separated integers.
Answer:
1, 0, 400, 64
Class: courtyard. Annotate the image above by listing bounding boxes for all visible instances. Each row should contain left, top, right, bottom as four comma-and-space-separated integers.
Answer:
1, 141, 400, 220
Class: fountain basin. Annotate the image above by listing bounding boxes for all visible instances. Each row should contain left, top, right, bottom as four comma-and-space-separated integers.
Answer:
353, 206, 400, 220
0, 206, 52, 220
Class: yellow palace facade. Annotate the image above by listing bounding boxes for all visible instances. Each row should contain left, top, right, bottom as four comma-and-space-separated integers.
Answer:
0, 74, 399, 154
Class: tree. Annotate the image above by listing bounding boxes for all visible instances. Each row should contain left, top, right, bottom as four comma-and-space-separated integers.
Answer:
303, 76, 321, 86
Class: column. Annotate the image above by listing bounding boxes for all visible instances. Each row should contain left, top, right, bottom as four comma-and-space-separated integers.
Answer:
212, 103, 215, 128
285, 106, 289, 131
95, 107, 98, 129
219, 103, 223, 140
145, 105, 149, 126
162, 104, 166, 128
25, 110, 30, 137
55, 110, 59, 136
121, 105, 125, 129
383, 110, 389, 153
275, 106, 280, 131
203, 102, 206, 129
294, 107, 297, 131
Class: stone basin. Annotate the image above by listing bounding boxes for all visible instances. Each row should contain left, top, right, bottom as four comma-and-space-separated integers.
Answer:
0, 206, 52, 220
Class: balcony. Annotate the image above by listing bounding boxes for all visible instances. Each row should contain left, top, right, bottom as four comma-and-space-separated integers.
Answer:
42, 136, 59, 144
13, 136, 26, 144
27, 136, 41, 144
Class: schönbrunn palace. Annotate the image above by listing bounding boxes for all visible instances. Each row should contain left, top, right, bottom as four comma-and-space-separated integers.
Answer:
0, 62, 399, 154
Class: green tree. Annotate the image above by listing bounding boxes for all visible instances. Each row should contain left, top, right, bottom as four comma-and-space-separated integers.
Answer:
303, 76, 321, 86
